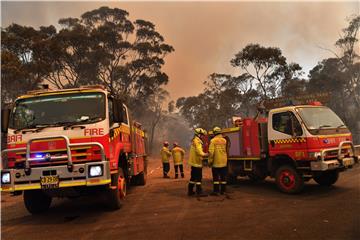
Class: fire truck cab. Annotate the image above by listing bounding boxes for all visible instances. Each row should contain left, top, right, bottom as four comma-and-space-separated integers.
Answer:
1, 86, 147, 213
210, 102, 359, 193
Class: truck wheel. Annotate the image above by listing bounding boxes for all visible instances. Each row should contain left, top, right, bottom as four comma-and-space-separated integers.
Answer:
106, 168, 126, 210
23, 190, 52, 214
275, 165, 304, 194
314, 171, 339, 186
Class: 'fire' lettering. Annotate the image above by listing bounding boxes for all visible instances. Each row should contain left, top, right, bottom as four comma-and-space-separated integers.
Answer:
84, 128, 104, 136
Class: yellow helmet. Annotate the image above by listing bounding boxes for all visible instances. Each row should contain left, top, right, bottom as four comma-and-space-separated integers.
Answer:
195, 128, 207, 136
213, 126, 222, 134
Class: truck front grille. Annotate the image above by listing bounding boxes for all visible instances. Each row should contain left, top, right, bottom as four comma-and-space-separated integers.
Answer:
14, 146, 102, 168
324, 148, 350, 161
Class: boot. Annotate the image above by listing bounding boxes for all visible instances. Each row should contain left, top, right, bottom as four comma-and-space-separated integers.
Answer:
220, 184, 226, 195
175, 174, 178, 179
196, 184, 207, 197
210, 184, 220, 196
181, 173, 185, 178
163, 173, 170, 178
188, 183, 195, 196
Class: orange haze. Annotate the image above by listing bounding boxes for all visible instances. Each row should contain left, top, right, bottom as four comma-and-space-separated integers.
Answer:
2, 1, 359, 100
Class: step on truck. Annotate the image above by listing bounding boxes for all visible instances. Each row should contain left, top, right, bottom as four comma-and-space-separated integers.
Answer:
207, 100, 359, 193
1, 85, 147, 213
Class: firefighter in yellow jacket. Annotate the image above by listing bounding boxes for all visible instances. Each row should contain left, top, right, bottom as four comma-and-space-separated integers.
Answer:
160, 141, 172, 178
208, 127, 228, 195
188, 128, 208, 196
172, 142, 185, 179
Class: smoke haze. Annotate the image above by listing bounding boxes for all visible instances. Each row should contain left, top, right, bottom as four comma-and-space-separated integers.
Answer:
2, 1, 359, 100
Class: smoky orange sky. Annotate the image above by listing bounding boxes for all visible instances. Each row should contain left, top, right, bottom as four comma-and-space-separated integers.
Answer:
2, 1, 359, 101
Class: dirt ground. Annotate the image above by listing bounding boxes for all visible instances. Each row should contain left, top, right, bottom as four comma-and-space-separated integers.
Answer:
1, 159, 359, 240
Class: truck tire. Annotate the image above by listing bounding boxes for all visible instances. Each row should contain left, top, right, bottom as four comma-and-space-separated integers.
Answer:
23, 190, 52, 214
314, 170, 339, 186
275, 165, 304, 194
106, 168, 126, 210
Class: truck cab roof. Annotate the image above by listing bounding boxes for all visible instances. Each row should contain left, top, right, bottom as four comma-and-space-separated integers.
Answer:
270, 104, 326, 113
18, 85, 108, 100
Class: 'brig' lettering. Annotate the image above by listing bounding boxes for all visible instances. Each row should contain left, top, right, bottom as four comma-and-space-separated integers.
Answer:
7, 135, 22, 143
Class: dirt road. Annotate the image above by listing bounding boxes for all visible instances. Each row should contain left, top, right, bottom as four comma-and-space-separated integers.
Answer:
1, 160, 359, 240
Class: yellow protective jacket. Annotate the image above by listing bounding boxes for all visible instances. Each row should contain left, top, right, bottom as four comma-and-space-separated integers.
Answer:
160, 147, 172, 163
172, 147, 185, 165
208, 134, 228, 168
188, 136, 207, 168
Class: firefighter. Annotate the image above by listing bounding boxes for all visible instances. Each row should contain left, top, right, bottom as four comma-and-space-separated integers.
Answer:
172, 142, 185, 179
234, 117, 243, 127
208, 127, 228, 195
188, 128, 208, 196
160, 141, 172, 178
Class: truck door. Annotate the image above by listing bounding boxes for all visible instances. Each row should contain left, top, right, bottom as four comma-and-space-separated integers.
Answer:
268, 110, 308, 161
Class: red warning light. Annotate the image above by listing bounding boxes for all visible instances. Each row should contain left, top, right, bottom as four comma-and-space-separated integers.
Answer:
310, 101, 322, 106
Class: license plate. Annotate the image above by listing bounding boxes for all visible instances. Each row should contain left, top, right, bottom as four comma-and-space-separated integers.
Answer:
40, 176, 59, 189
342, 158, 352, 167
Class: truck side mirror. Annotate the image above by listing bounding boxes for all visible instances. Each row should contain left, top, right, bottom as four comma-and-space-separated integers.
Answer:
1, 109, 11, 133
113, 100, 125, 123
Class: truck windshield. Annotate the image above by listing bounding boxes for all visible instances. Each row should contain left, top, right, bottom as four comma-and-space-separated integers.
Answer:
297, 107, 345, 130
9, 92, 106, 130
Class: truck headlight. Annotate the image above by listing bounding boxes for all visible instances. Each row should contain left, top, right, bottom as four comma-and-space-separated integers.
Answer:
89, 165, 103, 177
1, 172, 11, 184
309, 152, 322, 160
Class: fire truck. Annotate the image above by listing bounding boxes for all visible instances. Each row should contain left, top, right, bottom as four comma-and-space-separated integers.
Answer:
207, 98, 359, 193
1, 86, 147, 213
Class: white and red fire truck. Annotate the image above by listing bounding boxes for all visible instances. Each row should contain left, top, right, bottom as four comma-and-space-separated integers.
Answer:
206, 99, 359, 193
1, 86, 147, 213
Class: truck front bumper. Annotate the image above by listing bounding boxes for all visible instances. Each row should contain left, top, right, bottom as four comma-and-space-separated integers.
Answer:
310, 158, 354, 171
310, 141, 358, 171
0, 161, 111, 192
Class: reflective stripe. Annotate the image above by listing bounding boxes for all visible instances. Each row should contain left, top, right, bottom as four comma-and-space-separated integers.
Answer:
220, 181, 227, 184
213, 181, 220, 184
195, 182, 202, 185
273, 138, 306, 144
189, 181, 196, 184
1, 179, 111, 192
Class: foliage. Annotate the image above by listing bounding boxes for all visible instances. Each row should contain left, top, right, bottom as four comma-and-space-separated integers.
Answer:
177, 44, 303, 129
177, 73, 242, 129
230, 44, 303, 99
1, 24, 56, 105
1, 7, 174, 153
308, 15, 360, 142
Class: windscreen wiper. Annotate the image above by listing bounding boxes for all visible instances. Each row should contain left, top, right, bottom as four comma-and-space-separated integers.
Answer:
14, 124, 55, 134
14, 125, 37, 134
63, 117, 102, 130
316, 124, 332, 133
336, 124, 346, 132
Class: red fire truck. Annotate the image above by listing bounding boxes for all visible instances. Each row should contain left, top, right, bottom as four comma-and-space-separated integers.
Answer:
207, 100, 359, 193
1, 86, 147, 213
